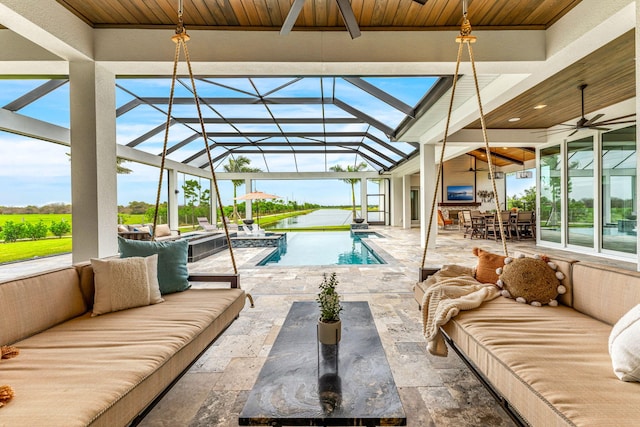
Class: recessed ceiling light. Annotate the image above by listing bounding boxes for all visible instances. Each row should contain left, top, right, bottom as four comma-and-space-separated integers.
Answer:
508, 117, 521, 122
534, 104, 547, 110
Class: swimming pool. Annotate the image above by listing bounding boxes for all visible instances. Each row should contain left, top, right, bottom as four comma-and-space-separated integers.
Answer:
258, 231, 385, 266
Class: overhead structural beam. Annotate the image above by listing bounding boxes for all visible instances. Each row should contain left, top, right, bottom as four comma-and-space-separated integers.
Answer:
3, 79, 69, 111
336, 0, 361, 39
333, 98, 395, 136
207, 148, 387, 170
126, 120, 176, 147
343, 77, 414, 116
174, 117, 365, 124
280, 0, 306, 35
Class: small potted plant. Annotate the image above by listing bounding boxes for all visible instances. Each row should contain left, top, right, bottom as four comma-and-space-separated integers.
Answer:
317, 272, 343, 345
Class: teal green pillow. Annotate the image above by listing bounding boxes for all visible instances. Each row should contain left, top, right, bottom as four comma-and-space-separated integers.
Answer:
117, 236, 190, 294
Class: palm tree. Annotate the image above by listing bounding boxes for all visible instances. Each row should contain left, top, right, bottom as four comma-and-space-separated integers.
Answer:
223, 156, 262, 220
329, 162, 368, 221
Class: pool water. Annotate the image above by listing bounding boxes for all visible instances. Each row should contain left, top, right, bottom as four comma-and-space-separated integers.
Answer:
258, 231, 385, 266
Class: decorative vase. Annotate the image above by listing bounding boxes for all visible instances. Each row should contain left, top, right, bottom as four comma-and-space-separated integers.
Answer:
318, 319, 341, 345
354, 218, 365, 224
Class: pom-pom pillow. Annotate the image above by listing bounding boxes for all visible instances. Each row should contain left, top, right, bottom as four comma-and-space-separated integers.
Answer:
609, 304, 640, 382
91, 255, 163, 316
118, 236, 190, 294
496, 253, 566, 306
472, 247, 506, 284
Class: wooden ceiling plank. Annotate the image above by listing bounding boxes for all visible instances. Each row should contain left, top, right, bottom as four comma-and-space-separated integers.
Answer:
358, 0, 374, 26
242, 0, 264, 26
327, 0, 339, 27
380, 0, 401, 27
369, 0, 388, 27
227, 0, 251, 26
315, 0, 328, 27
276, 0, 295, 26
264, 0, 285, 26
350, 0, 365, 25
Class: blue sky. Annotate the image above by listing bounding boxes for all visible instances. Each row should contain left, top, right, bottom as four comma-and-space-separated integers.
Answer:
0, 76, 533, 207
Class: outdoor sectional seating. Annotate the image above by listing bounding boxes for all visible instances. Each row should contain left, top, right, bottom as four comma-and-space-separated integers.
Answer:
117, 223, 181, 241
414, 249, 640, 426
0, 262, 245, 426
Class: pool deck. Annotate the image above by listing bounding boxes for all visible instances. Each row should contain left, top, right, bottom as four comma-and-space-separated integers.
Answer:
1, 226, 637, 426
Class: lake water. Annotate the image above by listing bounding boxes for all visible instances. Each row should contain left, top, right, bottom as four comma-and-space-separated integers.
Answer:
269, 209, 354, 228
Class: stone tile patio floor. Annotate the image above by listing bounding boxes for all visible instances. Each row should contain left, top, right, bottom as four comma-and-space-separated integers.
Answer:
144, 227, 529, 427
1, 226, 636, 426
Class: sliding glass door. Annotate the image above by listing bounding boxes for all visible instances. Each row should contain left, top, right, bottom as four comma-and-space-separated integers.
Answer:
567, 137, 594, 248
539, 145, 562, 244
602, 126, 636, 254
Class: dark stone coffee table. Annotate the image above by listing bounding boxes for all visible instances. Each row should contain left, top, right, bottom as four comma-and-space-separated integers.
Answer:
239, 301, 406, 426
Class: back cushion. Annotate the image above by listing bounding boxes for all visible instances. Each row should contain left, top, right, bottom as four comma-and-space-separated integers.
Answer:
0, 267, 87, 345
572, 263, 640, 325
513, 249, 577, 307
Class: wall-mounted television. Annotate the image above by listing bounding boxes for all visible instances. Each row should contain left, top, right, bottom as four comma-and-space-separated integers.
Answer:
447, 185, 474, 201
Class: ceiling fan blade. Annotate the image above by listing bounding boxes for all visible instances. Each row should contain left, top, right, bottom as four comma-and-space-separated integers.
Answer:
336, 0, 361, 39
590, 127, 611, 131
594, 119, 636, 126
583, 113, 604, 127
593, 114, 636, 124
567, 129, 579, 137
280, 0, 306, 35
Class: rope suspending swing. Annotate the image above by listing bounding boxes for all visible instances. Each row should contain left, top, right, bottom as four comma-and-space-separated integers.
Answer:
150, 2, 254, 306
420, 2, 508, 275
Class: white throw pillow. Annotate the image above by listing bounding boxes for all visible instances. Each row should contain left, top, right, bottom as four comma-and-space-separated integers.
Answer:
91, 255, 163, 316
609, 304, 640, 382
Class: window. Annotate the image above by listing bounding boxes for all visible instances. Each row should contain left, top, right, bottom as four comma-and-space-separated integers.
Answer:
602, 126, 636, 254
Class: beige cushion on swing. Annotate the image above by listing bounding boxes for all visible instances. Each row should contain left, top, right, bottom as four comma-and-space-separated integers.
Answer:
155, 224, 172, 237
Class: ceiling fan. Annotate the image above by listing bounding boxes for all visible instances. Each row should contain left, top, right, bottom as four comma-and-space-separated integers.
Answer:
280, 0, 428, 39
545, 84, 636, 137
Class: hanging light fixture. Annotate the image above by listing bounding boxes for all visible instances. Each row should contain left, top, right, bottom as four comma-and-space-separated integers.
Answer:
516, 148, 533, 179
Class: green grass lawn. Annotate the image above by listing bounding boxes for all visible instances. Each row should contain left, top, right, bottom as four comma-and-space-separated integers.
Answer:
0, 237, 72, 264
0, 213, 71, 224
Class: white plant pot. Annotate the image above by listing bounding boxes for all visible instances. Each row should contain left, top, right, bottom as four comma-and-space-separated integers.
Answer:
318, 319, 342, 345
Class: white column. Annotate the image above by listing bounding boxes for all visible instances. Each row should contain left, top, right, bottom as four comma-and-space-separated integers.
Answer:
69, 61, 117, 263
168, 168, 179, 231
420, 144, 437, 248
245, 178, 252, 220
360, 177, 368, 221
390, 176, 403, 226
210, 179, 217, 226
402, 175, 412, 229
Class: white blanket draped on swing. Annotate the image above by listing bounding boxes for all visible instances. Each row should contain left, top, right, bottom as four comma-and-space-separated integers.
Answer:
421, 265, 500, 356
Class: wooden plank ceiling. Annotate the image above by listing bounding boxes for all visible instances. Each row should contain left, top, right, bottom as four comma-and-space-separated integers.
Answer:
467, 30, 636, 131
56, 0, 582, 30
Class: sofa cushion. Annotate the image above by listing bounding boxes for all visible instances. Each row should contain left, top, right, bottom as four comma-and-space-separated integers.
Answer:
0, 267, 86, 346
609, 304, 640, 382
118, 236, 190, 295
0, 288, 245, 426
155, 224, 172, 237
572, 262, 640, 325
472, 247, 505, 284
513, 249, 577, 307
497, 255, 564, 306
442, 298, 640, 426
91, 255, 163, 316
